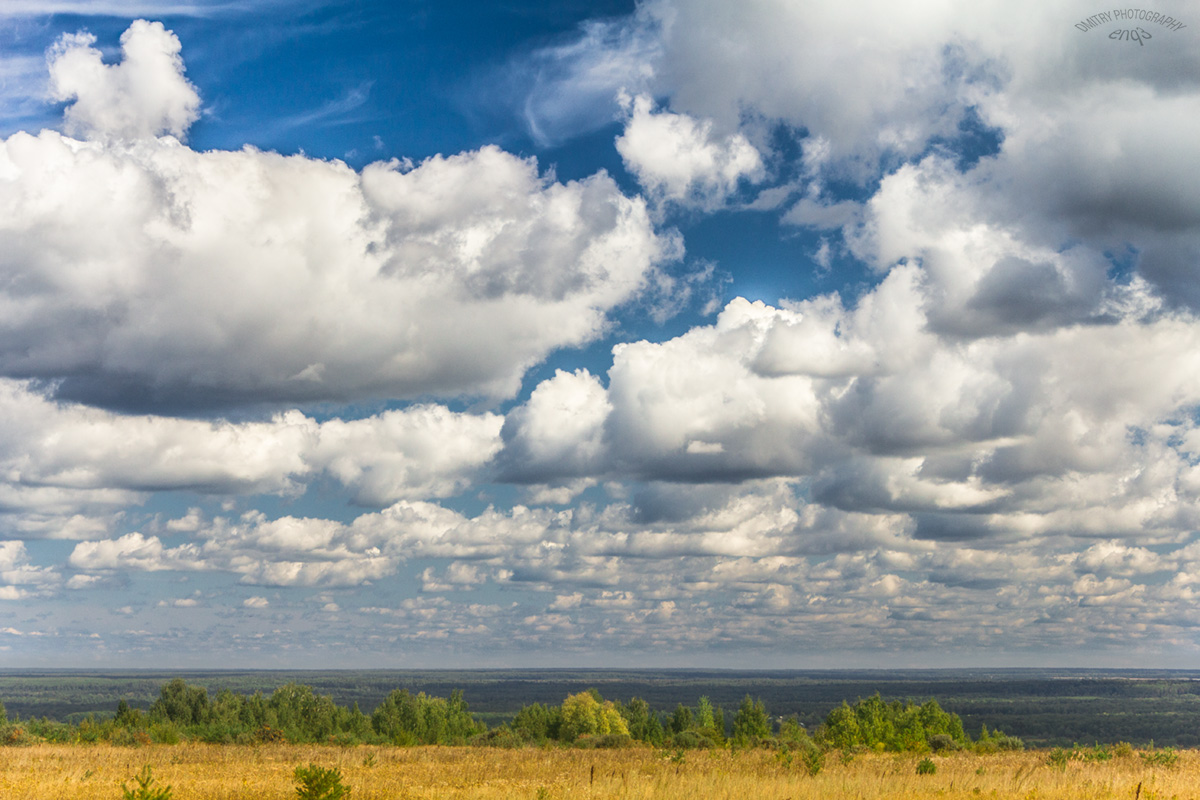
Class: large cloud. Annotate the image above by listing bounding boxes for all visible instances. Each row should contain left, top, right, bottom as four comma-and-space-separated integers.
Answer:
0, 21, 678, 412
47, 20, 200, 141
533, 0, 1200, 308
0, 378, 502, 537
502, 269, 1200, 544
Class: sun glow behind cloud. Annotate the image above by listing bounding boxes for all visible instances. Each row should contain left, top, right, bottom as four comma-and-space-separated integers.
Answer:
0, 0, 1198, 667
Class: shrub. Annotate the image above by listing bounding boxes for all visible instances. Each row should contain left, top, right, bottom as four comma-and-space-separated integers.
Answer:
992, 733, 1024, 751
122, 765, 172, 800
800, 744, 825, 776
776, 737, 825, 776
1047, 748, 1069, 770
574, 733, 633, 749
38, 722, 73, 743
668, 730, 710, 749
75, 716, 104, 743
327, 731, 362, 747
928, 734, 960, 752
111, 727, 152, 748
916, 757, 937, 775
255, 724, 286, 744
294, 764, 351, 800
1076, 743, 1112, 762
148, 723, 181, 745
468, 727, 527, 748
0, 724, 35, 746
1140, 747, 1180, 768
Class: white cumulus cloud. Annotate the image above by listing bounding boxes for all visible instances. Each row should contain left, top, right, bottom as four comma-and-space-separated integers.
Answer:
616, 92, 763, 210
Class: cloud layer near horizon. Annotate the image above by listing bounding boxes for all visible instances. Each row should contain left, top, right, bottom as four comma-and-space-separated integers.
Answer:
2, 3, 1200, 666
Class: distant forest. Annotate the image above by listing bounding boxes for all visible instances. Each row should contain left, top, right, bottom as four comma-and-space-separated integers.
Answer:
2, 668, 1198, 748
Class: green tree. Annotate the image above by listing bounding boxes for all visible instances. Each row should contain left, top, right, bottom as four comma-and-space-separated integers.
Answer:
293, 763, 350, 800
618, 697, 663, 745
115, 699, 138, 728
371, 688, 482, 745
819, 694, 969, 752
821, 702, 862, 750
150, 679, 210, 726
669, 704, 693, 734
510, 702, 560, 741
559, 691, 629, 741
732, 695, 771, 746
122, 765, 172, 800
269, 683, 338, 742
696, 697, 715, 731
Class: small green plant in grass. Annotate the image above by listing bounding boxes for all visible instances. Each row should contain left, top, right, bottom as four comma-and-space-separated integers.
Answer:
122, 765, 172, 800
293, 764, 351, 800
800, 744, 824, 776
916, 757, 937, 775
1047, 748, 1069, 770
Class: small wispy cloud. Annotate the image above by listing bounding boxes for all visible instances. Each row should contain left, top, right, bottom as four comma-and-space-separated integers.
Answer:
271, 82, 374, 133
0, 1, 297, 18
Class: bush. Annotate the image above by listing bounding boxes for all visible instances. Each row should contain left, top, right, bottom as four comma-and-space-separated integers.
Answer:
668, 730, 710, 749
1075, 743, 1112, 762
916, 757, 937, 775
992, 733, 1024, 751
111, 727, 152, 748
36, 721, 72, 743
468, 727, 528, 748
928, 734, 960, 752
800, 744, 825, 776
0, 724, 36, 746
777, 740, 825, 776
148, 723, 181, 745
1140, 747, 1180, 768
122, 765, 172, 800
76, 716, 109, 744
1047, 748, 1069, 770
294, 764, 351, 800
254, 724, 286, 744
975, 727, 1024, 753
574, 733, 633, 749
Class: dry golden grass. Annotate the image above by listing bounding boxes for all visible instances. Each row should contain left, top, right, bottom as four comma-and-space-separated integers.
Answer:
0, 744, 1193, 800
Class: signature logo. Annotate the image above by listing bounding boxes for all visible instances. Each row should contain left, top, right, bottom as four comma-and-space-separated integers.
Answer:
1075, 9, 1187, 44
1109, 26, 1154, 43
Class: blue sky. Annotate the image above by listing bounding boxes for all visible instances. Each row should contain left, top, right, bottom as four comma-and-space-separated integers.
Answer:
1, 0, 1199, 668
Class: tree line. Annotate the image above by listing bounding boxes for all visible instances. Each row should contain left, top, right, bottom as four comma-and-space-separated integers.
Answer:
0, 680, 1024, 753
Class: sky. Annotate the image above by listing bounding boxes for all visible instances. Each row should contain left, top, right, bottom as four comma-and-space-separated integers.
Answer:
0, 0, 1198, 669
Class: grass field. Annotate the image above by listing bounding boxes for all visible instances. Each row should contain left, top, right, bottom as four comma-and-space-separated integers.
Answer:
0, 744, 1189, 800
